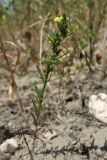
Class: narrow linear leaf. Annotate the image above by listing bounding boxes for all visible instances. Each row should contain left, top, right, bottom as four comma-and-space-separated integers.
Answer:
35, 85, 43, 102
32, 99, 41, 116
36, 64, 45, 83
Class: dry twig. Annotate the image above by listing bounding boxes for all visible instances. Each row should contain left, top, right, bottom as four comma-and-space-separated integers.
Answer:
39, 13, 50, 69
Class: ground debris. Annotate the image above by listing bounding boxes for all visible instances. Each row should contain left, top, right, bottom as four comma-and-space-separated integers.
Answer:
43, 130, 57, 140
9, 126, 37, 137
36, 142, 88, 158
36, 138, 107, 159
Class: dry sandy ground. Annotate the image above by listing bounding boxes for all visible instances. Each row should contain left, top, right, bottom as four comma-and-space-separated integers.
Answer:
0, 60, 107, 160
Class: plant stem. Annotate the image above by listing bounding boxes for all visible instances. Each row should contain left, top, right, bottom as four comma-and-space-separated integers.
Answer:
23, 134, 34, 160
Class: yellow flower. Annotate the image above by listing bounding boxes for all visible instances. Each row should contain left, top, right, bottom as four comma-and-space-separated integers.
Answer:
54, 16, 63, 23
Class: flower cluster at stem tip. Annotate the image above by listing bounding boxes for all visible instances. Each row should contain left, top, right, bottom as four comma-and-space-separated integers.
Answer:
54, 16, 64, 24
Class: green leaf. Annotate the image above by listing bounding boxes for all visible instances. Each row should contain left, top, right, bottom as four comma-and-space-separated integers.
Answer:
36, 64, 45, 83
34, 85, 43, 103
32, 99, 41, 116
81, 39, 88, 49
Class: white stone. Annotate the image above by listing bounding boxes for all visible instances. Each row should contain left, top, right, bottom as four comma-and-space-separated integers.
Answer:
72, 140, 77, 145
43, 130, 57, 140
0, 142, 7, 153
0, 138, 18, 154
88, 93, 107, 123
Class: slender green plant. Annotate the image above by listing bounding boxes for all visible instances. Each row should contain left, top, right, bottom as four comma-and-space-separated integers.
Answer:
32, 14, 70, 126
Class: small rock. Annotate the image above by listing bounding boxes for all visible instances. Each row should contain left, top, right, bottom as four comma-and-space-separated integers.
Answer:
88, 93, 107, 123
72, 140, 77, 145
43, 130, 57, 140
0, 138, 18, 154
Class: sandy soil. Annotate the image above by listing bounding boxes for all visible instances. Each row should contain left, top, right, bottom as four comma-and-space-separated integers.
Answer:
0, 59, 107, 160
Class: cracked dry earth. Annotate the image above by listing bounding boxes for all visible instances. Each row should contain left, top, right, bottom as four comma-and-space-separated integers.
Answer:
0, 61, 107, 160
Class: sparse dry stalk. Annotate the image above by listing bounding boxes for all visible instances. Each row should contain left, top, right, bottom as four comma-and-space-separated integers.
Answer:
23, 134, 34, 160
